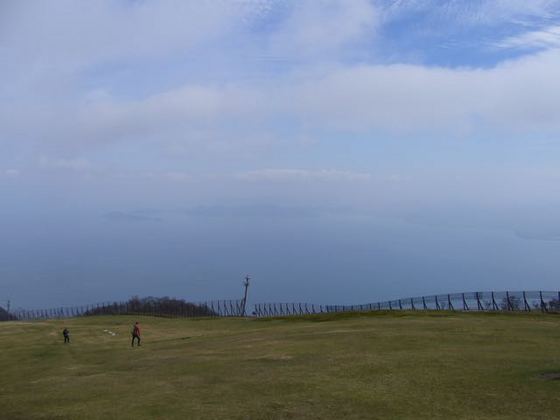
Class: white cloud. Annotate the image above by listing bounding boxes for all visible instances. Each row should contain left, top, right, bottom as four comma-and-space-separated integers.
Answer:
39, 156, 93, 172
496, 25, 560, 50
153, 172, 194, 183
0, 1, 240, 70
383, 0, 560, 26
70, 84, 266, 152
268, 0, 379, 57
2, 46, 560, 169
4, 169, 20, 178
0, 0, 257, 102
2, 0, 560, 182
288, 49, 560, 135
4, 47, 560, 161
237, 169, 372, 182
476, 0, 560, 24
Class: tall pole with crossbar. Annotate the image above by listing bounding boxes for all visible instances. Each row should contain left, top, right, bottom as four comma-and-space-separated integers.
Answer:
242, 275, 250, 316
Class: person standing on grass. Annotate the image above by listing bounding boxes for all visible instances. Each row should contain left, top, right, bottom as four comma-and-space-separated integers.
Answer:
131, 321, 141, 347
62, 328, 70, 344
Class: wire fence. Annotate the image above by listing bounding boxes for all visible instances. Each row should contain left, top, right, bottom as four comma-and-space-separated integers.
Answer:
2, 298, 246, 321
254, 291, 560, 317
3, 291, 560, 321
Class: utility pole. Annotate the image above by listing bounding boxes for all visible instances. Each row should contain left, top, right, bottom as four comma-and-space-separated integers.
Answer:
242, 275, 250, 316
6, 300, 10, 313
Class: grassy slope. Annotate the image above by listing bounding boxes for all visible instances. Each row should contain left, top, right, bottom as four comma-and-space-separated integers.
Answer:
1, 312, 560, 419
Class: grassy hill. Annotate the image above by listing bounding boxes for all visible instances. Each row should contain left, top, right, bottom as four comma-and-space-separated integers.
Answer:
1, 311, 560, 419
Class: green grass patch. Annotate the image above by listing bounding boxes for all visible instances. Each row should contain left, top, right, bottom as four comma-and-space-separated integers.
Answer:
1, 312, 560, 419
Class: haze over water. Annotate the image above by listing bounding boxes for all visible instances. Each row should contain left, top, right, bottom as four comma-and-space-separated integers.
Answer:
2, 1, 560, 309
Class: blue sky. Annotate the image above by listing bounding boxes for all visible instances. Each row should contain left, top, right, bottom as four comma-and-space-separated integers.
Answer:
2, 1, 560, 309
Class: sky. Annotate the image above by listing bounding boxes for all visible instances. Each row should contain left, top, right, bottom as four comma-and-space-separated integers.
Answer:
2, 0, 560, 309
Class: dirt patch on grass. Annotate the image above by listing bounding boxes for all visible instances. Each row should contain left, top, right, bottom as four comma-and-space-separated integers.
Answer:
538, 372, 560, 381
250, 354, 293, 362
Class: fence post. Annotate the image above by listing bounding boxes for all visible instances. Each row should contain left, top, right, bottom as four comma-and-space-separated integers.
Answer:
435, 296, 440, 311
398, 299, 403, 310
506, 291, 512, 311
491, 292, 498, 311
523, 291, 531, 311
422, 296, 427, 310
388, 301, 392, 311
476, 292, 483, 311
411, 298, 415, 310
462, 293, 469, 311
540, 291, 547, 313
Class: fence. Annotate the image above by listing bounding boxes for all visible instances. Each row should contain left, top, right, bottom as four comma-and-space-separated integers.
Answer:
254, 291, 560, 317
4, 298, 246, 321
4, 291, 560, 321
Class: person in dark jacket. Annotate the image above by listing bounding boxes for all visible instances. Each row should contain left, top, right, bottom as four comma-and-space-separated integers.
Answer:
131, 322, 141, 347
62, 328, 70, 344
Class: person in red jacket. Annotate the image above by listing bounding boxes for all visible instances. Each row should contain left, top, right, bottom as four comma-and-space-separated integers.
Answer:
131, 321, 141, 347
